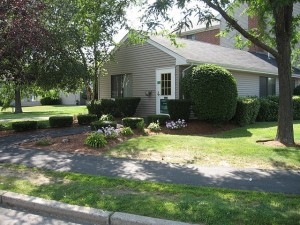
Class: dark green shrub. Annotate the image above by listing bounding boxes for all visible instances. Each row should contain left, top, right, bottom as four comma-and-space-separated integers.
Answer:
181, 70, 193, 99
293, 96, 300, 120
115, 97, 141, 117
234, 97, 260, 126
190, 64, 238, 123
86, 100, 103, 118
37, 120, 49, 129
101, 99, 118, 115
122, 117, 144, 129
266, 95, 279, 104
256, 98, 279, 121
49, 116, 73, 128
77, 114, 98, 125
40, 97, 61, 105
167, 99, 191, 121
147, 115, 170, 125
294, 85, 300, 96
84, 132, 107, 148
91, 120, 117, 131
12, 121, 38, 132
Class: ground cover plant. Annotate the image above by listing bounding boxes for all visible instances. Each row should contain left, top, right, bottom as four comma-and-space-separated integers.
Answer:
0, 164, 299, 225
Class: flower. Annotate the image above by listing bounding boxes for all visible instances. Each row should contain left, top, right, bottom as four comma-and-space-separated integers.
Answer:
97, 126, 119, 139
165, 119, 187, 130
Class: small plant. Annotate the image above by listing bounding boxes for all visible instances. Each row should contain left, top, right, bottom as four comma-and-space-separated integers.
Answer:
97, 126, 119, 139
166, 119, 187, 130
120, 127, 134, 136
84, 132, 107, 148
147, 121, 161, 132
35, 137, 53, 146
99, 114, 115, 122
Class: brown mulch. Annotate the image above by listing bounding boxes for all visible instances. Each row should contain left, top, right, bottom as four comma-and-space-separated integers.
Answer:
15, 120, 236, 156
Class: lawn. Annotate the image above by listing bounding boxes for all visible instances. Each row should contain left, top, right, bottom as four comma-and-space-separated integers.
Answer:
0, 105, 88, 122
106, 121, 300, 170
1, 164, 299, 225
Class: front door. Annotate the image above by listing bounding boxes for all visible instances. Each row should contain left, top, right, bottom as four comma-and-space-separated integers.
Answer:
156, 68, 175, 114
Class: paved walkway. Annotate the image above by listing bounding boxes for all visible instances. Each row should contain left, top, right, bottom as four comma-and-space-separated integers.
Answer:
0, 127, 300, 194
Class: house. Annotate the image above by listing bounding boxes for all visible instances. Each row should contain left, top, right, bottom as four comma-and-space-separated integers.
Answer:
98, 34, 300, 117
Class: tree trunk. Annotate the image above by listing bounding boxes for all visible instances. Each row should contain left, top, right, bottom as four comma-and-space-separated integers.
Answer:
274, 5, 294, 145
14, 86, 23, 114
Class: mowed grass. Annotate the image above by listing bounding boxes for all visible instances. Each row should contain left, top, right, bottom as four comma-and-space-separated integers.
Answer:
0, 105, 88, 122
1, 164, 299, 225
107, 121, 300, 170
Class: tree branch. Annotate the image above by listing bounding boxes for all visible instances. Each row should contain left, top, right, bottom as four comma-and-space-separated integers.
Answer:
203, 0, 279, 59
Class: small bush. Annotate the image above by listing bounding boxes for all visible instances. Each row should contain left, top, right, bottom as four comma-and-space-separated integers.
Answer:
49, 116, 73, 128
122, 117, 144, 129
11, 121, 38, 132
40, 97, 61, 105
91, 120, 117, 131
147, 115, 170, 125
256, 98, 278, 122
35, 137, 53, 146
235, 97, 260, 126
84, 132, 107, 148
37, 120, 49, 129
101, 99, 119, 115
190, 64, 237, 123
147, 121, 161, 132
120, 127, 134, 136
293, 96, 300, 119
99, 114, 115, 122
86, 100, 103, 118
294, 85, 300, 96
115, 97, 141, 117
77, 114, 98, 125
167, 99, 191, 121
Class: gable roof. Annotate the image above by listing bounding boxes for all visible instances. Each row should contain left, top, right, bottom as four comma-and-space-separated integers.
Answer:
147, 35, 300, 77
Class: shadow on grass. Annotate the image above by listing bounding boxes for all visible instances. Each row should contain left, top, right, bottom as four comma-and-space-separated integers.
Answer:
269, 147, 300, 170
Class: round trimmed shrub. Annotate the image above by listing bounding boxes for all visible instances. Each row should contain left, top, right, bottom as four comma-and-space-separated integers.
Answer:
12, 121, 38, 132
49, 116, 73, 128
190, 64, 237, 123
122, 117, 144, 129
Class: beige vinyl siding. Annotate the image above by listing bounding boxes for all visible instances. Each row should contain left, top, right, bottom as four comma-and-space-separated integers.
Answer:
232, 72, 260, 97
101, 42, 176, 116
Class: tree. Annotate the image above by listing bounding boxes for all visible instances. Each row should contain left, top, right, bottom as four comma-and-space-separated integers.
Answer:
46, 0, 132, 100
0, 0, 85, 113
142, 0, 300, 145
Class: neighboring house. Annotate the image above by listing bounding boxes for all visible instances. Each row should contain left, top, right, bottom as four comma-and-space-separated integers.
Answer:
99, 35, 300, 117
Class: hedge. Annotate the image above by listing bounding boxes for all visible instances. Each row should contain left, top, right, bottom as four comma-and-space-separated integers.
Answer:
40, 97, 61, 105
122, 117, 144, 129
11, 121, 38, 132
77, 114, 98, 125
115, 97, 141, 117
49, 116, 73, 128
167, 99, 191, 121
147, 114, 170, 125
235, 97, 260, 126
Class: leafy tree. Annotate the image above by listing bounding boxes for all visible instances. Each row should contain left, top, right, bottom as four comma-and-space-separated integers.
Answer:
142, 0, 300, 145
0, 0, 85, 113
46, 0, 132, 100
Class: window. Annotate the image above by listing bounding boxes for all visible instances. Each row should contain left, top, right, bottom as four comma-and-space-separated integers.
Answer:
161, 73, 172, 95
111, 74, 132, 98
186, 34, 196, 40
259, 76, 276, 97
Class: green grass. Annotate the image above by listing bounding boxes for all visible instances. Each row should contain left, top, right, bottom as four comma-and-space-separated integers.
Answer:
0, 164, 299, 225
107, 121, 300, 170
0, 105, 88, 123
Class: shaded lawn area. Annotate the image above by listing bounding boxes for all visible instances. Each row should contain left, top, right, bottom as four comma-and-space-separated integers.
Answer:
0, 164, 299, 225
106, 121, 300, 170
